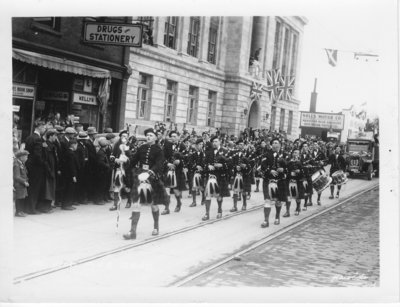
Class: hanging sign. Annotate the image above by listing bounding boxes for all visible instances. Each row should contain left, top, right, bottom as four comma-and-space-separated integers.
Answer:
84, 23, 143, 47
41, 90, 70, 102
13, 83, 35, 99
73, 92, 97, 105
13, 105, 20, 112
83, 78, 93, 93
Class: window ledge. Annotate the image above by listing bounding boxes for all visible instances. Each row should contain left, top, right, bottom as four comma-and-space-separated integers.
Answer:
30, 22, 63, 37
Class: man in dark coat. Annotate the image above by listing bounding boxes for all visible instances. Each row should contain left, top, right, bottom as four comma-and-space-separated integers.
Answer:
24, 121, 46, 214
37, 129, 59, 213
75, 131, 90, 204
59, 127, 77, 207
202, 136, 231, 221
94, 138, 112, 205
163, 131, 187, 213
86, 127, 98, 202
62, 139, 79, 210
260, 138, 288, 227
13, 150, 30, 217
187, 138, 206, 207
123, 128, 169, 240
328, 146, 347, 199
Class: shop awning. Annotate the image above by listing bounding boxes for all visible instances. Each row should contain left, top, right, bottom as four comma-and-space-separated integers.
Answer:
12, 48, 111, 79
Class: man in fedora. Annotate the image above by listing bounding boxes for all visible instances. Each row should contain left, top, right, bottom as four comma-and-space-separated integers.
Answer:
86, 127, 98, 202
76, 131, 90, 204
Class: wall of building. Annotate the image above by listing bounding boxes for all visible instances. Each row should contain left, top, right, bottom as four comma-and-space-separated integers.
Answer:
125, 16, 307, 138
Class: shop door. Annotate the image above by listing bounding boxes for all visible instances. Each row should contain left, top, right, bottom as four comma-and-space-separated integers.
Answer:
78, 104, 99, 129
13, 98, 33, 142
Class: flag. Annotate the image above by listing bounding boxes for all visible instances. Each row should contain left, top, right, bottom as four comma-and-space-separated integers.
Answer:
325, 49, 338, 67
265, 69, 281, 102
250, 81, 264, 101
98, 77, 111, 115
278, 75, 295, 101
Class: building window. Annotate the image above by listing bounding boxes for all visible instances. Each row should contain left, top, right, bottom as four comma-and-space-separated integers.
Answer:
290, 33, 298, 75
187, 17, 200, 57
32, 17, 61, 31
272, 20, 282, 70
138, 16, 154, 45
270, 106, 276, 131
279, 108, 285, 132
187, 86, 199, 125
137, 73, 152, 120
164, 17, 178, 49
207, 91, 217, 126
207, 17, 219, 64
164, 80, 177, 122
288, 110, 293, 134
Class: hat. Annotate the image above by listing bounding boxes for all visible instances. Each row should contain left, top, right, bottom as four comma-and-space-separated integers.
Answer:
78, 131, 89, 140
144, 128, 156, 136
210, 135, 219, 142
55, 125, 64, 132
270, 138, 281, 146
65, 127, 77, 134
45, 128, 58, 136
106, 133, 116, 140
98, 137, 109, 147
196, 138, 204, 145
15, 149, 29, 158
169, 130, 178, 137
119, 130, 128, 137
87, 127, 98, 135
104, 128, 113, 133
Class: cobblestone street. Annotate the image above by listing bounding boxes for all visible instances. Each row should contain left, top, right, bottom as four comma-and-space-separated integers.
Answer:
186, 186, 379, 287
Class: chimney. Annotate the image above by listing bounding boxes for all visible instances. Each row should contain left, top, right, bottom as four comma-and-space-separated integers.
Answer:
310, 78, 318, 113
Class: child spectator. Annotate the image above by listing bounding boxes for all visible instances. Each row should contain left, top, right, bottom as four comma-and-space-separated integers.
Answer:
13, 150, 30, 217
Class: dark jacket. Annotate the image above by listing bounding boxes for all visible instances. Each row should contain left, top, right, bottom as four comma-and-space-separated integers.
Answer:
13, 158, 28, 199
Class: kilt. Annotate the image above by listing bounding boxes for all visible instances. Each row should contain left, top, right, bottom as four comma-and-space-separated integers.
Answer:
206, 173, 230, 198
189, 171, 205, 192
287, 179, 306, 200
130, 169, 170, 206
263, 178, 288, 202
166, 167, 187, 193
304, 176, 313, 196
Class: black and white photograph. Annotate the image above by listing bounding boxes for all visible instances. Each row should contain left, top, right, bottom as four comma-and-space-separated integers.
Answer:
0, 0, 399, 304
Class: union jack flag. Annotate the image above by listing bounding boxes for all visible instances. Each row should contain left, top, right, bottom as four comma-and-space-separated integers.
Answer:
250, 81, 264, 101
265, 69, 281, 103
278, 75, 295, 101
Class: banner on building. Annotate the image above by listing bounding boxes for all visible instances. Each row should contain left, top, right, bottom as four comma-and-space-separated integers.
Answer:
300, 112, 344, 130
13, 83, 35, 99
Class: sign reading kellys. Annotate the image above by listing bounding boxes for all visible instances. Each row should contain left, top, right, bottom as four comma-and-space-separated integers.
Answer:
300, 112, 344, 130
73, 92, 97, 105
84, 23, 142, 47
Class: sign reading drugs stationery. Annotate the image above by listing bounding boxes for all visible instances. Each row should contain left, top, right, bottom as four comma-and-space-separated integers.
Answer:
300, 112, 344, 130
84, 23, 143, 47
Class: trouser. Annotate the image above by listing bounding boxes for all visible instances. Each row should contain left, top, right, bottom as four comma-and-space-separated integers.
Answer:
15, 198, 26, 213
63, 180, 76, 207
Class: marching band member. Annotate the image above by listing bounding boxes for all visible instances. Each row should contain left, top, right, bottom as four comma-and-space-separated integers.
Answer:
163, 131, 188, 213
229, 139, 252, 212
109, 130, 131, 211
123, 128, 169, 240
328, 146, 346, 199
202, 136, 231, 221
254, 140, 269, 193
261, 138, 288, 227
187, 138, 206, 207
286, 148, 305, 216
300, 142, 314, 210
310, 141, 327, 205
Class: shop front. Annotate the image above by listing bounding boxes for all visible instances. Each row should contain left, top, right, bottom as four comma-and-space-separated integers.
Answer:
12, 48, 116, 142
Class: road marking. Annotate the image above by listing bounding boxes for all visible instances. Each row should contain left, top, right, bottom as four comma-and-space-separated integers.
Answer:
169, 184, 379, 287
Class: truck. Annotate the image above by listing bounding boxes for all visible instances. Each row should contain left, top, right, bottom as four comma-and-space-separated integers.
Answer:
344, 131, 378, 180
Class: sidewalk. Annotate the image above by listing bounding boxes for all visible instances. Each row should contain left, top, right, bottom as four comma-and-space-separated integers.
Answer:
13, 178, 379, 280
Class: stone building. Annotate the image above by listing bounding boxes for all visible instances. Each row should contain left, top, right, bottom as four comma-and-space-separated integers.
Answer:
126, 16, 307, 139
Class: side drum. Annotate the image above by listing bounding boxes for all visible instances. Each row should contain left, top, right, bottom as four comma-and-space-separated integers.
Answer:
331, 170, 348, 185
311, 169, 332, 193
